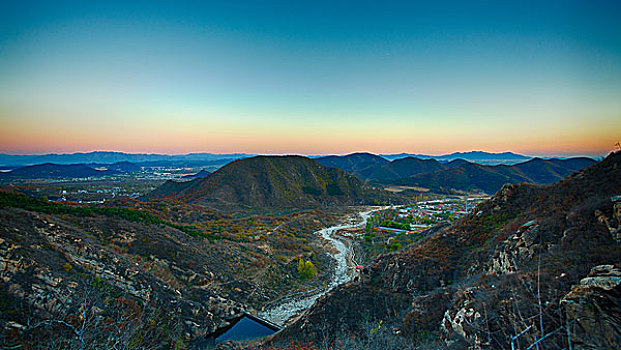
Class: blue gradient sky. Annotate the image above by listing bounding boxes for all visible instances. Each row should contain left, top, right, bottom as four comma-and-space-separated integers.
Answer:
1, 0, 620, 155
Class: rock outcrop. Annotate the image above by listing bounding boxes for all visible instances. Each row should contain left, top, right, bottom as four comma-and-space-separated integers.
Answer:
0, 208, 245, 345
561, 265, 621, 350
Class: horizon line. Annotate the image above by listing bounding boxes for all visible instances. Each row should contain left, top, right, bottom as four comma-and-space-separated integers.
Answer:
0, 149, 610, 158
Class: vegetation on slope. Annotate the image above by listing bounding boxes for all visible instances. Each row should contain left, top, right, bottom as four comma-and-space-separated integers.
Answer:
0, 191, 222, 242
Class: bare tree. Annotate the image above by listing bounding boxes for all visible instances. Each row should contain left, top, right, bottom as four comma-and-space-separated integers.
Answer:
6, 278, 163, 350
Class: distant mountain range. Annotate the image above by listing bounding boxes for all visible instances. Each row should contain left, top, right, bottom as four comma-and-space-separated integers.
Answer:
1, 152, 596, 195
0, 152, 594, 194
0, 150, 589, 167
89, 161, 142, 173
143, 155, 393, 210
0, 151, 253, 167
0, 162, 137, 179
380, 151, 533, 164
316, 152, 596, 194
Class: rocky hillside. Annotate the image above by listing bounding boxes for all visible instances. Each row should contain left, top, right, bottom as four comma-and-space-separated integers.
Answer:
0, 191, 350, 349
272, 152, 620, 349
144, 155, 393, 211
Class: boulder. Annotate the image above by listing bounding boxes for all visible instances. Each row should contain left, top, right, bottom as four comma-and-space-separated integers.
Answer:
560, 265, 621, 350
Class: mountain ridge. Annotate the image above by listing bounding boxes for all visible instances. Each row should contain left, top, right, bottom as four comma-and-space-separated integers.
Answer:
0, 151, 254, 166
395, 157, 595, 193
316, 153, 595, 193
380, 150, 532, 164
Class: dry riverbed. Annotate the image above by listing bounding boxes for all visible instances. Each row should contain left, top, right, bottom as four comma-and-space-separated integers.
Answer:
258, 207, 385, 326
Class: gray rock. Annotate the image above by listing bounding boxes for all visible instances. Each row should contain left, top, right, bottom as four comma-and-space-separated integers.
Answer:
560, 264, 621, 350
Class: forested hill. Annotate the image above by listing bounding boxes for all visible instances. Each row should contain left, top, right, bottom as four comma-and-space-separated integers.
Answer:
143, 155, 394, 211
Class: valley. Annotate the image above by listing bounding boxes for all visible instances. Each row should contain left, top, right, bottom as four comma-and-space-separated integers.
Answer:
0, 151, 618, 350
271, 151, 621, 350
3, 1, 618, 348
260, 208, 381, 326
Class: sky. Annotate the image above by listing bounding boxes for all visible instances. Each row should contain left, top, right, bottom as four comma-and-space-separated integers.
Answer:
1, 0, 620, 156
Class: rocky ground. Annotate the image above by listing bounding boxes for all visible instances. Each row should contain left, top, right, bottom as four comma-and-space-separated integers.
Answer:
0, 192, 354, 349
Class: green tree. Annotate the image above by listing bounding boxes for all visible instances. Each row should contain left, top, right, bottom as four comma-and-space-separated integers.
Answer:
297, 258, 317, 279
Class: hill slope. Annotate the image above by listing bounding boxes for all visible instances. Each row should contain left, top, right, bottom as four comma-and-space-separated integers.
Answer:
181, 169, 212, 179
395, 161, 529, 193
395, 157, 595, 193
359, 157, 446, 184
273, 152, 621, 349
144, 155, 390, 210
315, 153, 390, 178
0, 163, 109, 179
510, 157, 595, 184
317, 154, 446, 184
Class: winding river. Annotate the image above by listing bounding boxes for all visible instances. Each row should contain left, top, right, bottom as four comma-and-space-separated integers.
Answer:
259, 208, 381, 326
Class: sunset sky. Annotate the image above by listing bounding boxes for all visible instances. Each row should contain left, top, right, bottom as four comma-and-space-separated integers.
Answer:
1, 1, 620, 156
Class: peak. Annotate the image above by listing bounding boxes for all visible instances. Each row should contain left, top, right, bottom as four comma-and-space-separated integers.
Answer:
447, 158, 471, 165
251, 154, 308, 160
393, 156, 430, 163
345, 152, 382, 158
239, 155, 315, 164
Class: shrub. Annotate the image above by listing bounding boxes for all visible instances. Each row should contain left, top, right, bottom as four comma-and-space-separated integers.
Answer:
298, 258, 318, 279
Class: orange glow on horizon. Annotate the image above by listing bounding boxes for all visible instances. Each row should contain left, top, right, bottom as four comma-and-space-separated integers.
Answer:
0, 127, 615, 157
1, 107, 618, 157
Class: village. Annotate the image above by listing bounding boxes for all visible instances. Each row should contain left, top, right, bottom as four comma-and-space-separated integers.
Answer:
368, 196, 489, 234
396, 196, 489, 232
354, 196, 489, 258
